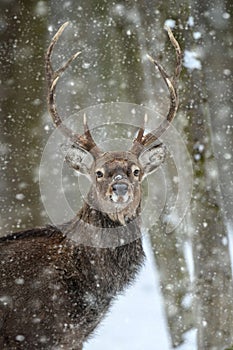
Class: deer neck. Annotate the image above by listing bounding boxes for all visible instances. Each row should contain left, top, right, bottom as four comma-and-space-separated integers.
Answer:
84, 185, 141, 226
80, 198, 141, 226
62, 200, 142, 248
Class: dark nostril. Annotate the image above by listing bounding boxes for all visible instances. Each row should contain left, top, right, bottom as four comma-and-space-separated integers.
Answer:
112, 183, 128, 196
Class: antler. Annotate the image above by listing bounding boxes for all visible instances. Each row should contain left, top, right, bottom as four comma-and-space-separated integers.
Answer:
131, 26, 182, 154
45, 22, 102, 157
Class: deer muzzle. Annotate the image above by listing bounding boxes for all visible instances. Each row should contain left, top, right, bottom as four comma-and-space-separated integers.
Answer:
112, 183, 128, 196
110, 181, 130, 203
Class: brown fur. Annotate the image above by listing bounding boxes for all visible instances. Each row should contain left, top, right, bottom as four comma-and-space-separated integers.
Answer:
0, 24, 181, 349
0, 158, 145, 350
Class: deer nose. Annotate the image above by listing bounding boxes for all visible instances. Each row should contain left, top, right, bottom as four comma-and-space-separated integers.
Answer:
112, 183, 128, 196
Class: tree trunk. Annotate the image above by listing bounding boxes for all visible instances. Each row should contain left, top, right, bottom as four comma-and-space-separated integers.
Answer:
0, 0, 47, 233
185, 1, 233, 348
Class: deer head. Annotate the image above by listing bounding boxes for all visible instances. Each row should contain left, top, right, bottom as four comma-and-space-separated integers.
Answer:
45, 22, 182, 224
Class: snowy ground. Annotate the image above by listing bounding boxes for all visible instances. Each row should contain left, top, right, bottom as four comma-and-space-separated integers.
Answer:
84, 236, 196, 350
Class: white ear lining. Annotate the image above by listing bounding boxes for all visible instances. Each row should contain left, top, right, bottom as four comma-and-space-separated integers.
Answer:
61, 144, 94, 175
139, 144, 166, 176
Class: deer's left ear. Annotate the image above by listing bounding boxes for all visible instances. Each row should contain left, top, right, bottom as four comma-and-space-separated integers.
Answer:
139, 143, 166, 177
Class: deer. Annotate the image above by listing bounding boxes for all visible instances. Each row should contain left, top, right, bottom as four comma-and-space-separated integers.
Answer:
0, 22, 181, 350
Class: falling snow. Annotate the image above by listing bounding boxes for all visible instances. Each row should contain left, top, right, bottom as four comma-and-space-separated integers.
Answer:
0, 1, 232, 350
183, 50, 202, 71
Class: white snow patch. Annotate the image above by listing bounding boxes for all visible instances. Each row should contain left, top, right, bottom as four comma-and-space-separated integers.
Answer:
44, 124, 50, 131
197, 144, 204, 152
0, 295, 13, 307
32, 98, 42, 106
183, 50, 202, 71
112, 4, 125, 18
18, 182, 27, 190
16, 335, 25, 342
193, 32, 202, 40
164, 19, 176, 29
0, 142, 9, 156
84, 236, 171, 350
222, 12, 230, 19
184, 240, 195, 282
182, 293, 193, 309
227, 223, 233, 275
15, 193, 25, 201
187, 16, 194, 27
15, 278, 25, 285
39, 336, 48, 343
82, 62, 91, 69
223, 69, 231, 76
85, 236, 197, 349
222, 236, 228, 246
223, 153, 231, 160
177, 328, 197, 350
34, 1, 47, 16
202, 320, 207, 327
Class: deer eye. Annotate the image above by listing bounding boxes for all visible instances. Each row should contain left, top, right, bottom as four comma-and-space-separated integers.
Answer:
133, 169, 140, 177
96, 170, 104, 179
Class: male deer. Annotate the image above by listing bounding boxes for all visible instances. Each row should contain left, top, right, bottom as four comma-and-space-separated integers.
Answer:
0, 23, 181, 349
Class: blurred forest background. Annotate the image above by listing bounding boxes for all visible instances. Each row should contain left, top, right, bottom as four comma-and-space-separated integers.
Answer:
0, 0, 232, 349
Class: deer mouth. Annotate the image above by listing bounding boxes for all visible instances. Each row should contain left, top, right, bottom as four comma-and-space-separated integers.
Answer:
110, 192, 130, 204
109, 181, 131, 205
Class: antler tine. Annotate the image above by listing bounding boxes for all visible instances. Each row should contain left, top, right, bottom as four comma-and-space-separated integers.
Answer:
46, 23, 73, 133
132, 27, 182, 152
134, 113, 148, 144
166, 25, 182, 84
45, 22, 101, 156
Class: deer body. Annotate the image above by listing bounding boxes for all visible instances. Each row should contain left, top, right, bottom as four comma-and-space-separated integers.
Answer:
0, 218, 144, 349
0, 23, 181, 350
0, 153, 145, 349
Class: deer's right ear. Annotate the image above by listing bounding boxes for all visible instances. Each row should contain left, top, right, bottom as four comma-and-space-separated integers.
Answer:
139, 143, 166, 177
62, 144, 94, 176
